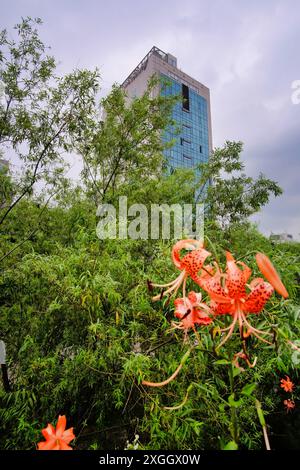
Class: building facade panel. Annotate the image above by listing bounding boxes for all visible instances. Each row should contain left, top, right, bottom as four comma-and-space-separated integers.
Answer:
122, 47, 212, 173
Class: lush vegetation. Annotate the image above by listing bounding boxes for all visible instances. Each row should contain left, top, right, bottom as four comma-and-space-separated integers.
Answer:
0, 18, 299, 451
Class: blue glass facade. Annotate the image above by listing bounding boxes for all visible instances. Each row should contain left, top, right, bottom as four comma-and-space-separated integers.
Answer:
160, 74, 210, 172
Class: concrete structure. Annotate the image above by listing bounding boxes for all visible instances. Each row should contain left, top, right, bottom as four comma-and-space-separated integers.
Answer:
122, 46, 212, 173
270, 232, 294, 243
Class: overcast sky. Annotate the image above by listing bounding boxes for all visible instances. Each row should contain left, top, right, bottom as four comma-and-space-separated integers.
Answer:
1, 0, 300, 238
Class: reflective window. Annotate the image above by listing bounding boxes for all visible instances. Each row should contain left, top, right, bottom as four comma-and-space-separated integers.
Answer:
160, 73, 210, 174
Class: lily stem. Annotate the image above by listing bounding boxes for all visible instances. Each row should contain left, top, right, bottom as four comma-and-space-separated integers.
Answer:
228, 364, 239, 446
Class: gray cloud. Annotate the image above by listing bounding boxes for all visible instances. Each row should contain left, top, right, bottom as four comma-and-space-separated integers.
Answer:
1, 0, 300, 238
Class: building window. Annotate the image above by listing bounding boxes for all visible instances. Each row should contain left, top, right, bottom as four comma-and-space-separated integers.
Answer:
199, 145, 203, 153
182, 123, 192, 134
183, 154, 192, 160
182, 84, 190, 111
181, 137, 191, 145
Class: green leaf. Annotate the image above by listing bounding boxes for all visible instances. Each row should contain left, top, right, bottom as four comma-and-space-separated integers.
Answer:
214, 359, 230, 365
228, 394, 243, 408
255, 399, 266, 427
241, 383, 257, 396
218, 403, 227, 412
232, 366, 243, 378
223, 441, 238, 450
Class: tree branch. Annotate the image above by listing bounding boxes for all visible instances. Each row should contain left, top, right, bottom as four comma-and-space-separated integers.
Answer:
0, 120, 67, 227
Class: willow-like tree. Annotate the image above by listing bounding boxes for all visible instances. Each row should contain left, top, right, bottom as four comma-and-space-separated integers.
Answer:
0, 17, 99, 227
78, 77, 178, 205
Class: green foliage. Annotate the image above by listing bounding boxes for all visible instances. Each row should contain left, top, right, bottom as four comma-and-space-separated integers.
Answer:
79, 77, 178, 205
0, 190, 299, 450
198, 141, 283, 228
0, 17, 299, 452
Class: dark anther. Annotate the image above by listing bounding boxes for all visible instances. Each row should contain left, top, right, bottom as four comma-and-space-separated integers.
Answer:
181, 308, 192, 320
147, 280, 153, 292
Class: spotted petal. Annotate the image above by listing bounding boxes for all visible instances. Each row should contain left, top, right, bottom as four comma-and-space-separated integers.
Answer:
243, 281, 274, 313
226, 252, 247, 299
210, 300, 235, 315
199, 272, 229, 303
181, 248, 211, 279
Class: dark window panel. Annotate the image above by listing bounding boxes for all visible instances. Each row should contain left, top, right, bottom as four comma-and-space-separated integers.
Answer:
182, 83, 190, 111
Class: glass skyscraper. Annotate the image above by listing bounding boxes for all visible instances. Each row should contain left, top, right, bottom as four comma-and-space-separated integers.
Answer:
122, 46, 212, 174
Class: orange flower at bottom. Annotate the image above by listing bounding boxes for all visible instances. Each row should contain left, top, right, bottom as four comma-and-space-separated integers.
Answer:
280, 376, 294, 393
37, 415, 75, 450
284, 399, 295, 412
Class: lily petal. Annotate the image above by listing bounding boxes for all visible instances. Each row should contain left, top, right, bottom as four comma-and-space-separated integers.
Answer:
55, 415, 67, 438
226, 252, 247, 298
199, 273, 229, 303
171, 239, 203, 269
256, 252, 288, 298
59, 440, 73, 450
210, 300, 235, 315
37, 437, 56, 450
174, 297, 192, 316
41, 424, 55, 440
244, 281, 274, 313
61, 427, 75, 445
187, 291, 202, 306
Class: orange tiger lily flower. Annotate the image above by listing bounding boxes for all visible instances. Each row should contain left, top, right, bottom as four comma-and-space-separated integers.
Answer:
255, 253, 288, 298
284, 399, 295, 412
173, 291, 212, 331
37, 415, 75, 450
198, 252, 276, 348
149, 239, 210, 302
280, 376, 294, 393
